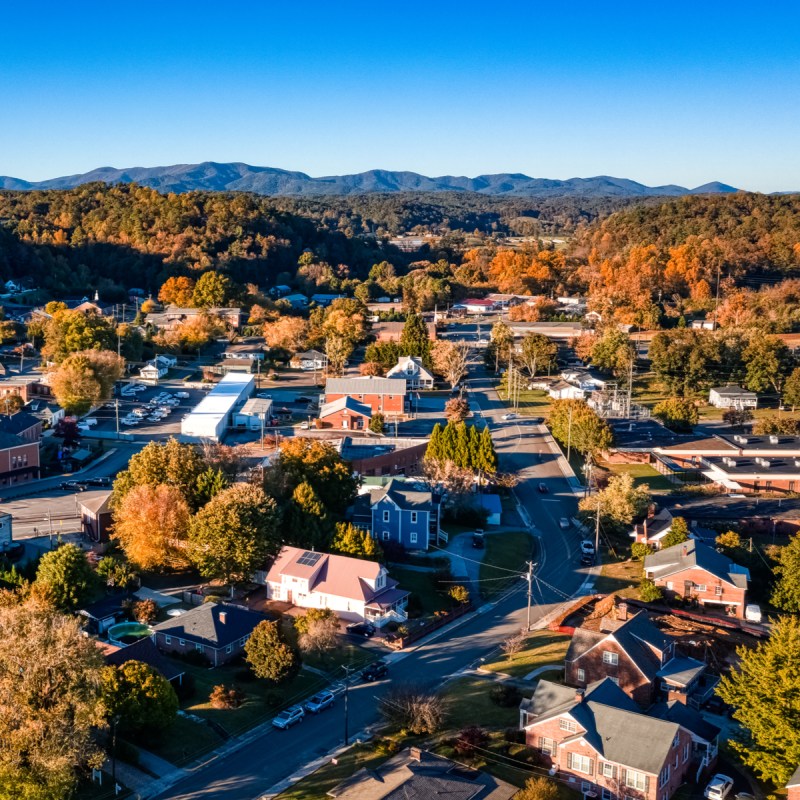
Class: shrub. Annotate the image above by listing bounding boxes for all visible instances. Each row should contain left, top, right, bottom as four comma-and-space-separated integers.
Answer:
640, 578, 664, 603
372, 737, 401, 756
448, 585, 470, 605
132, 598, 159, 623
504, 727, 526, 745
209, 684, 245, 709
631, 542, 655, 561
379, 686, 443, 735
454, 725, 489, 757
490, 684, 521, 708
516, 777, 560, 800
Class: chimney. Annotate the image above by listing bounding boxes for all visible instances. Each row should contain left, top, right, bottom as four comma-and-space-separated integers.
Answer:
219, 611, 227, 624
409, 747, 423, 762
617, 602, 628, 621
574, 689, 584, 703
682, 545, 688, 558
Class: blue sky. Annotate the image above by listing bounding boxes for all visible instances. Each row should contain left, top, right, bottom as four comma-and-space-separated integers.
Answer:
1, 1, 798, 191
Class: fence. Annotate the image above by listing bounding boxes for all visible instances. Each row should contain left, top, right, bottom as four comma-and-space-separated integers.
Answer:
385, 602, 473, 650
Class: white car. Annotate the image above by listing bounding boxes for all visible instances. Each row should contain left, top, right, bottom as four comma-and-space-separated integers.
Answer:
559, 518, 571, 530
300, 421, 309, 429
501, 413, 516, 421
272, 705, 305, 730
704, 775, 734, 800
580, 540, 595, 555
258, 393, 272, 399
175, 391, 190, 399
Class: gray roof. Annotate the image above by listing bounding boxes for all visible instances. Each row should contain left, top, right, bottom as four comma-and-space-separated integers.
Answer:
0, 412, 39, 435
152, 603, 266, 649
787, 766, 800, 789
656, 656, 706, 687
650, 701, 721, 744
105, 636, 185, 682
522, 679, 682, 775
320, 396, 373, 418
326, 376, 407, 396
645, 539, 749, 589
0, 431, 27, 450
711, 385, 757, 397
371, 479, 434, 511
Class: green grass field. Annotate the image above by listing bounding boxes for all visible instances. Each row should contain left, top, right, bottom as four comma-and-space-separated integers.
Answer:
388, 566, 452, 615
479, 531, 534, 598
594, 559, 643, 599
481, 630, 571, 678
598, 461, 675, 492
496, 386, 552, 417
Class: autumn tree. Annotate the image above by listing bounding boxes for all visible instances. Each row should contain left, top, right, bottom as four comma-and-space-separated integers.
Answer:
41, 307, 117, 363
101, 660, 178, 736
50, 349, 124, 415
515, 778, 560, 800
155, 312, 226, 351
296, 610, 340, 657
717, 616, 800, 785
192, 270, 235, 308
0, 602, 106, 799
325, 333, 353, 375
578, 474, 650, 535
548, 399, 613, 458
486, 320, 513, 371
379, 685, 443, 735
444, 396, 470, 423
34, 544, 98, 610
660, 516, 690, 549
369, 412, 386, 434
649, 329, 720, 395
783, 367, 800, 411
158, 275, 196, 307
331, 522, 383, 560
653, 397, 699, 431
518, 332, 557, 378
245, 619, 300, 684
262, 315, 309, 353
431, 339, 470, 388
188, 483, 281, 587
771, 533, 800, 612
113, 484, 192, 570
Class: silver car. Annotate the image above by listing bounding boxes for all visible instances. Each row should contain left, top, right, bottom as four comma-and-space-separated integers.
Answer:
272, 705, 305, 730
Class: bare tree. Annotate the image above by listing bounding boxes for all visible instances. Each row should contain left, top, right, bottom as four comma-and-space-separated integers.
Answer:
432, 340, 471, 388
379, 685, 444, 735
298, 616, 340, 657
501, 630, 527, 659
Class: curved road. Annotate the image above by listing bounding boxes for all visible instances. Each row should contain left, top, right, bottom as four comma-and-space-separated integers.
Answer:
151, 363, 590, 800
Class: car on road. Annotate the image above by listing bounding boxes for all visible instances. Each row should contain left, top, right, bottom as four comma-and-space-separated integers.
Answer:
580, 553, 595, 567
60, 480, 87, 491
86, 477, 111, 487
580, 540, 595, 555
472, 530, 485, 549
501, 413, 516, 421
704, 775, 734, 800
361, 660, 389, 682
346, 621, 375, 638
528, 417, 544, 424
175, 391, 190, 399
297, 395, 314, 403
300, 421, 309, 429
271, 705, 305, 730
559, 518, 570, 529
305, 690, 335, 714
257, 393, 272, 399
537, 482, 548, 493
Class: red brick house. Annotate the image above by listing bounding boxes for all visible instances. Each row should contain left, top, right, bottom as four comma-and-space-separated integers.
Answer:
152, 603, 267, 666
0, 432, 39, 485
645, 540, 749, 618
520, 678, 696, 800
325, 376, 407, 418
787, 766, 800, 800
319, 396, 372, 430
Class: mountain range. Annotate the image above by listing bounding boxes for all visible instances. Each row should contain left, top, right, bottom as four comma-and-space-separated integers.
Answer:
0, 162, 740, 198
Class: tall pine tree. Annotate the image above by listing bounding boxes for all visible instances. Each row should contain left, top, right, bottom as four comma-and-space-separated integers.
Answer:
441, 421, 458, 463
478, 426, 498, 475
400, 313, 432, 365
426, 423, 444, 462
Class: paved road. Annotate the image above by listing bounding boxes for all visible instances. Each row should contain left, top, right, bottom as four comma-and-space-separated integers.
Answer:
151, 359, 588, 800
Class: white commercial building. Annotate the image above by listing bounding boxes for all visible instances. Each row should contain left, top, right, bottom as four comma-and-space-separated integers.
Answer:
180, 373, 255, 441
234, 398, 273, 431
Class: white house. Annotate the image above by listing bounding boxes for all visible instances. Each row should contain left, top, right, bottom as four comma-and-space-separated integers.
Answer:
548, 380, 585, 400
386, 356, 435, 390
290, 349, 327, 371
234, 398, 273, 430
139, 354, 177, 384
257, 546, 409, 627
708, 386, 758, 409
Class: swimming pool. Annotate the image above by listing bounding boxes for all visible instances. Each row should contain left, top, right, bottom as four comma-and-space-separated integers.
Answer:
108, 621, 152, 646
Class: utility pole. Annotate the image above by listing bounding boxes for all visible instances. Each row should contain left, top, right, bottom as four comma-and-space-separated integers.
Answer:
342, 664, 354, 746
525, 560, 534, 631
115, 398, 120, 439
594, 494, 601, 556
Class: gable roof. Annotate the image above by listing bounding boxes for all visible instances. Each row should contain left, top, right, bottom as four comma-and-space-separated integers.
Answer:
326, 376, 407, 396
104, 636, 185, 682
522, 679, 682, 775
787, 766, 800, 789
710, 385, 757, 397
387, 356, 435, 381
656, 656, 706, 688
645, 539, 749, 589
152, 603, 266, 648
650, 701, 721, 744
0, 412, 40, 435
79, 489, 112, 516
320, 396, 373, 419
264, 546, 401, 605
371, 478, 434, 511
0, 431, 29, 450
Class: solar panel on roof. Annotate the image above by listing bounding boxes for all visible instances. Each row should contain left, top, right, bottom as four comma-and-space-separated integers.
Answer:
296, 551, 322, 567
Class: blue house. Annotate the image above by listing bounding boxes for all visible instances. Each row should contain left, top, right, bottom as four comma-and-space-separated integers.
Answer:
369, 480, 441, 550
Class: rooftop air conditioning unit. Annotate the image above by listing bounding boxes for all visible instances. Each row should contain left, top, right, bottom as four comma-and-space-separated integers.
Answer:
769, 435, 780, 445
734, 435, 747, 445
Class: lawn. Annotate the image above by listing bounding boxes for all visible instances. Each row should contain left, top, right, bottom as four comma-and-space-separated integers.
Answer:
389, 566, 452, 615
168, 659, 330, 740
145, 713, 224, 767
441, 675, 525, 730
302, 642, 375, 675
598, 461, 675, 492
481, 630, 571, 678
594, 558, 643, 598
496, 385, 552, 417
479, 531, 534, 598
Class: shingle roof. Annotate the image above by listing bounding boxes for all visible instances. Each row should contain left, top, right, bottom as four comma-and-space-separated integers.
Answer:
645, 539, 749, 589
152, 603, 266, 649
371, 478, 434, 511
522, 679, 681, 775
104, 636, 185, 682
320, 396, 373, 418
0, 431, 28, 450
0, 412, 39, 435
326, 376, 407, 396
656, 656, 706, 687
387, 356, 435, 382
650, 701, 721, 744
711, 385, 757, 397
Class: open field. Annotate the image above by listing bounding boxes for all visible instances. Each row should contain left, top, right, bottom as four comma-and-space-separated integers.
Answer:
598, 461, 675, 492
480, 630, 571, 678
594, 559, 642, 599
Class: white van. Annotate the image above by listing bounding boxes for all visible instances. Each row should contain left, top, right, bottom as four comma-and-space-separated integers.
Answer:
745, 604, 762, 623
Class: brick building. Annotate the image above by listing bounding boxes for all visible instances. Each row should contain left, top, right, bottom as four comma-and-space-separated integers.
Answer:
787, 767, 800, 800
520, 678, 695, 800
319, 396, 372, 430
0, 432, 39, 485
645, 540, 749, 618
324, 376, 407, 418
0, 411, 43, 444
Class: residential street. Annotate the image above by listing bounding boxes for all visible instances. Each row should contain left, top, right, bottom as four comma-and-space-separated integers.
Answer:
151, 359, 589, 800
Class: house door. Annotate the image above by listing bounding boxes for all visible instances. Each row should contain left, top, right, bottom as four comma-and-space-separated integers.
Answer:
684, 581, 693, 596
287, 589, 293, 603
342, 419, 349, 429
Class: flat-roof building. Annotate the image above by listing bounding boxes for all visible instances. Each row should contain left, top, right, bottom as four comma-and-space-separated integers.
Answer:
180, 373, 254, 442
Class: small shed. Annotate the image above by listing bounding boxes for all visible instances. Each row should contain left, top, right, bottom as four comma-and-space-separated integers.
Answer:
477, 494, 502, 526
80, 490, 113, 542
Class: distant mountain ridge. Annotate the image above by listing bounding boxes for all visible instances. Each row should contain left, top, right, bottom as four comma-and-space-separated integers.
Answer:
0, 162, 741, 197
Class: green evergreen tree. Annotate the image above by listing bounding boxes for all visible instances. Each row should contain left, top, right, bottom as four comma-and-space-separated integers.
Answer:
468, 425, 481, 469
717, 616, 800, 785
195, 467, 229, 507
35, 544, 98, 609
400, 313, 431, 363
245, 620, 300, 684
425, 423, 444, 463
454, 422, 471, 469
771, 533, 800, 612
441, 421, 458, 463
478, 426, 498, 475
661, 517, 690, 549
285, 481, 331, 550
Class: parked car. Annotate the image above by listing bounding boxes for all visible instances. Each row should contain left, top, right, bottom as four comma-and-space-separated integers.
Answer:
297, 395, 314, 403
257, 393, 272, 399
537, 482, 548, 493
580, 553, 595, 567
346, 622, 375, 638
305, 690, 335, 714
300, 421, 309, 429
580, 540, 595, 555
528, 417, 544, 424
175, 391, 190, 399
501, 413, 516, 421
86, 477, 111, 487
472, 530, 485, 549
559, 518, 570, 529
361, 660, 389, 682
704, 775, 734, 800
271, 705, 305, 730
745, 604, 762, 623
60, 480, 87, 491
1, 541, 24, 562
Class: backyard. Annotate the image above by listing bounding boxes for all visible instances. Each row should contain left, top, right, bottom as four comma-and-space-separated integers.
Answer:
597, 460, 675, 492
593, 558, 643, 599
480, 629, 571, 679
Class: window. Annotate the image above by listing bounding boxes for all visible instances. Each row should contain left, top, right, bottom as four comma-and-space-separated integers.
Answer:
179, 639, 185, 646
576, 668, 586, 682
240, 637, 248, 646
195, 643, 204, 653
164, 636, 172, 645
411, 511, 418, 524
602, 652, 619, 665
538, 736, 556, 755
226, 645, 233, 654
410, 532, 418, 544
559, 718, 577, 733
672, 735, 680, 748
625, 771, 646, 792
602, 790, 614, 800
601, 762, 616, 779
674, 754, 678, 770
659, 765, 671, 788
382, 530, 390, 541
582, 782, 593, 794
683, 744, 690, 763
789, 481, 796, 492
383, 510, 390, 522
568, 753, 592, 774
715, 585, 723, 596
695, 584, 707, 592
666, 581, 673, 590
